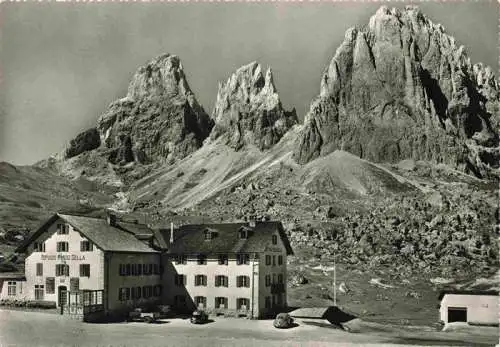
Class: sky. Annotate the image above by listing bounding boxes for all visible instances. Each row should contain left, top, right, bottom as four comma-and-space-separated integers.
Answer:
0, 1, 497, 165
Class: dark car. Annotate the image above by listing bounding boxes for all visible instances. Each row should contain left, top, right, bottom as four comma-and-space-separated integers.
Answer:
273, 313, 294, 329
190, 310, 209, 324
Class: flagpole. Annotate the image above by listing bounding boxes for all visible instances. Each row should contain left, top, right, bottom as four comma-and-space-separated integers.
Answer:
333, 253, 337, 307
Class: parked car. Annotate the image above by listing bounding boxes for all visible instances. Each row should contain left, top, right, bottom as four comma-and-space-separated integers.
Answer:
273, 313, 294, 329
127, 308, 161, 323
190, 310, 209, 324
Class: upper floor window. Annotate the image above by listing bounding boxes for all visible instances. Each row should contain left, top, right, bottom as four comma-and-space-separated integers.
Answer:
278, 274, 283, 284
236, 275, 250, 288
174, 274, 186, 287
236, 253, 250, 265
36, 263, 43, 276
56, 242, 69, 252
218, 254, 228, 265
194, 275, 207, 286
57, 224, 69, 235
80, 240, 93, 252
265, 275, 271, 287
175, 255, 187, 265
204, 229, 217, 241
215, 275, 228, 287
197, 254, 207, 265
265, 255, 271, 266
80, 264, 90, 277
272, 235, 278, 245
278, 255, 283, 266
272, 255, 276, 266
55, 264, 69, 277
34, 242, 46, 252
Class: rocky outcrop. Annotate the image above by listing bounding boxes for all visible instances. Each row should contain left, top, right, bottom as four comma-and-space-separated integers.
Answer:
210, 62, 297, 151
65, 128, 100, 159
294, 5, 499, 178
67, 54, 213, 167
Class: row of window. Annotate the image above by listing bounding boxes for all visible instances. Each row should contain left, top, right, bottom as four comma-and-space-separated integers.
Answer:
33, 241, 93, 253
173, 254, 251, 266
118, 264, 163, 276
265, 255, 283, 266
191, 296, 250, 310
43, 264, 91, 277
264, 274, 284, 286
174, 274, 252, 288
35, 263, 91, 278
118, 285, 162, 301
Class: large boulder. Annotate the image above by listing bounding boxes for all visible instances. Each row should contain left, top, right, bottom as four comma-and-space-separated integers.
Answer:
65, 128, 100, 159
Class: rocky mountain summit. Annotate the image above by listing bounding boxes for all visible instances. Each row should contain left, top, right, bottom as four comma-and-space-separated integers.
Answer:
65, 54, 213, 166
209, 62, 298, 150
294, 5, 499, 179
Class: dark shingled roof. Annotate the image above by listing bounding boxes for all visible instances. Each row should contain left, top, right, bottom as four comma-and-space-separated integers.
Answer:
0, 272, 26, 280
16, 213, 158, 253
438, 290, 499, 300
159, 221, 293, 255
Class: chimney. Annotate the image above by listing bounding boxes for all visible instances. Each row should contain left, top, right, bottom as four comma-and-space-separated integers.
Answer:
170, 222, 174, 244
107, 212, 117, 227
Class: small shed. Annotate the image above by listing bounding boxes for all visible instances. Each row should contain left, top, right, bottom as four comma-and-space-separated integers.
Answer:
438, 290, 499, 326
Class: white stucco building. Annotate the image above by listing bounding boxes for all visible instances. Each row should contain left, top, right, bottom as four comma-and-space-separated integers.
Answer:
1, 213, 293, 321
438, 290, 499, 326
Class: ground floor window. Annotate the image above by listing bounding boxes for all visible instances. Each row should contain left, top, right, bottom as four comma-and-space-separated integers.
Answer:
118, 287, 131, 301
35, 285, 44, 300
237, 298, 249, 310
215, 297, 228, 309
277, 293, 283, 306
131, 287, 142, 300
7, 281, 16, 296
265, 296, 271, 309
194, 296, 206, 308
153, 284, 162, 297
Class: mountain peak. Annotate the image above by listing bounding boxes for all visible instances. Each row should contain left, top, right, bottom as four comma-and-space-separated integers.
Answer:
295, 5, 499, 179
64, 54, 213, 178
210, 61, 297, 151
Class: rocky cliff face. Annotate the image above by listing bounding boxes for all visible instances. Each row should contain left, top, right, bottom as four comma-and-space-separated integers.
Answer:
210, 62, 297, 151
66, 54, 213, 166
294, 5, 499, 178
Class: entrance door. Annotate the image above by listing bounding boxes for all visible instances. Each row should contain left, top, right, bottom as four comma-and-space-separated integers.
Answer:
58, 286, 68, 314
448, 307, 467, 323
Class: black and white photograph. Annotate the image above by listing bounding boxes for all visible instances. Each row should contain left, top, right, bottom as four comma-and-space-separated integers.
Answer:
0, 1, 498, 346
